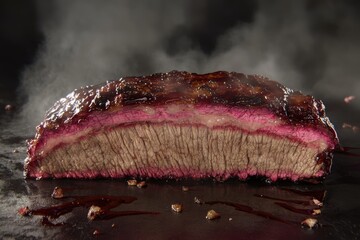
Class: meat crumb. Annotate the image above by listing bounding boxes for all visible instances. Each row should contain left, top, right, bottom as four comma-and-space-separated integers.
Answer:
206, 210, 221, 220
93, 229, 100, 235
51, 186, 64, 199
182, 186, 189, 192
171, 203, 183, 213
137, 181, 147, 188
342, 123, 359, 133
4, 104, 14, 111
13, 149, 19, 153
87, 205, 103, 221
127, 179, 138, 186
312, 198, 323, 207
229, 218, 233, 221
194, 197, 203, 204
353, 126, 360, 132
301, 218, 318, 229
111, 223, 115, 228
18, 206, 31, 216
344, 95, 355, 104
312, 209, 321, 215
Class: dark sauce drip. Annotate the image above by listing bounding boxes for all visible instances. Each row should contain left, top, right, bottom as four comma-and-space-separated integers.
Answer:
204, 201, 295, 225
30, 195, 136, 218
335, 146, 360, 158
254, 194, 310, 205
97, 210, 158, 220
280, 188, 326, 201
274, 202, 315, 215
341, 146, 360, 150
203, 189, 326, 225
29, 195, 159, 225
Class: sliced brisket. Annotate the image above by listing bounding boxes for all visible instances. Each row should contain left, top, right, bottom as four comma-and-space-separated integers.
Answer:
24, 71, 338, 181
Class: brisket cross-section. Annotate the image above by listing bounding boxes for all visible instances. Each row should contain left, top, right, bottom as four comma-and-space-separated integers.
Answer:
24, 71, 338, 181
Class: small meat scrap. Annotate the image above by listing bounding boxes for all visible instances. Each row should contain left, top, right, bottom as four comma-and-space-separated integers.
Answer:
18, 206, 31, 216
344, 95, 355, 104
137, 181, 147, 188
171, 203, 183, 213
301, 218, 318, 229
127, 179, 138, 186
342, 123, 359, 133
87, 205, 104, 221
206, 210, 221, 220
182, 186, 189, 192
93, 229, 100, 235
353, 126, 359, 133
4, 104, 14, 111
51, 186, 64, 199
312, 209, 321, 215
311, 198, 323, 207
194, 197, 203, 205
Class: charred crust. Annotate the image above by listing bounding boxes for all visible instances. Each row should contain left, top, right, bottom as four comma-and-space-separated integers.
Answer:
37, 71, 337, 140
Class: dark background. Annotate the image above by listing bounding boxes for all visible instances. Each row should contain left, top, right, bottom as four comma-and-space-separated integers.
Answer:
1, 1, 360, 239
0, 1, 42, 99
1, 0, 360, 100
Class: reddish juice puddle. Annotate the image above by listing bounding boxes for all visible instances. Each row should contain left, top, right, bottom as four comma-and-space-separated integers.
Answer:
274, 202, 316, 215
204, 188, 326, 225
27, 195, 159, 226
254, 194, 310, 205
204, 200, 294, 224
280, 188, 326, 201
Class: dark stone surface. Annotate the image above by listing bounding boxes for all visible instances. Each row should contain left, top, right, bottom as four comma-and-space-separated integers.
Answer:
0, 99, 360, 240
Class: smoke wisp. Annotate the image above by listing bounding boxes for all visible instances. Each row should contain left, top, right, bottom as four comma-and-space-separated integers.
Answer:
19, 0, 360, 132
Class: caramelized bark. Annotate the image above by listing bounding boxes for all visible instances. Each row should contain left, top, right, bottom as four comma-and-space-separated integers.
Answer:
40, 71, 336, 137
